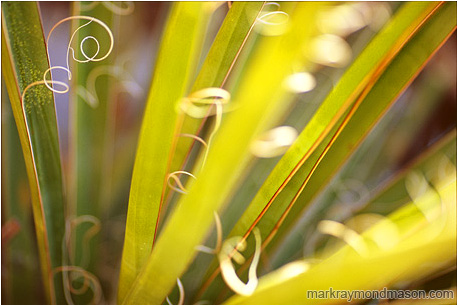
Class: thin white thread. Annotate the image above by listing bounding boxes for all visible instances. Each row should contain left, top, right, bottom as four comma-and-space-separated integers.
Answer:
167, 171, 197, 194
56, 215, 102, 304
166, 278, 185, 305
318, 220, 369, 257
196, 211, 223, 254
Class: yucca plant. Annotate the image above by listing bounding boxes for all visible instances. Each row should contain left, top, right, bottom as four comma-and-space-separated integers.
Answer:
1, 1, 456, 305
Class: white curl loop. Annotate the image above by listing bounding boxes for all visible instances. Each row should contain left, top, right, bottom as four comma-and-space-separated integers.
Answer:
47, 16, 114, 81
255, 2, 289, 36
57, 215, 102, 305
318, 220, 369, 257
54, 266, 102, 305
171, 88, 231, 182
21, 16, 114, 109
167, 171, 197, 194
178, 134, 208, 149
79, 35, 100, 61
218, 228, 262, 296
264, 2, 280, 9
43, 66, 71, 93
257, 11, 289, 26
179, 87, 231, 119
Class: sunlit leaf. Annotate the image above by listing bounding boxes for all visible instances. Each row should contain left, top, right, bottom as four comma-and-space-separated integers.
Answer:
197, 2, 456, 301
226, 172, 456, 304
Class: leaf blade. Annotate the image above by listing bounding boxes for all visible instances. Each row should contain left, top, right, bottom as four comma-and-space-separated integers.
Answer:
117, 2, 213, 302
2, 2, 66, 303
2, 81, 45, 304
68, 3, 118, 275
163, 1, 264, 214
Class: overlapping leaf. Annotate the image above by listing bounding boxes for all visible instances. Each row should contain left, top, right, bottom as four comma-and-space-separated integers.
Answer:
118, 2, 214, 302
121, 3, 327, 304
197, 2, 456, 301
226, 171, 456, 304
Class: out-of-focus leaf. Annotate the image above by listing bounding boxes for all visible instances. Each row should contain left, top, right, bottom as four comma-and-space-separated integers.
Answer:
1, 82, 45, 304
269, 129, 456, 268
226, 172, 456, 304
263, 1, 456, 257
68, 2, 117, 275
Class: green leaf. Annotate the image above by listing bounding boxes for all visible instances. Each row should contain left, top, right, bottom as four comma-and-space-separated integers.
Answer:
268, 49, 458, 266
359, 131, 457, 216
197, 1, 455, 300
2, 82, 45, 304
1, 2, 66, 303
225, 172, 456, 304
68, 1, 117, 277
194, 2, 265, 89
269, 129, 456, 269
122, 3, 326, 304
263, 0, 457, 257
158, 2, 264, 297
163, 2, 264, 217
215, 20, 381, 271
229, 0, 444, 249
118, 2, 213, 302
